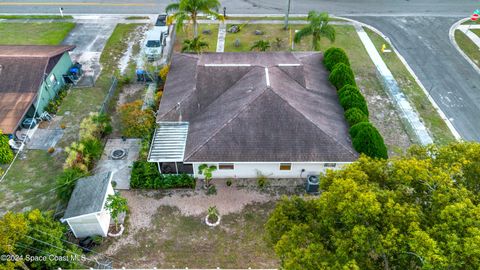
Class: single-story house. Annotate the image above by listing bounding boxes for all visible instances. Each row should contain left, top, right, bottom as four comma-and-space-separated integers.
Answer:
61, 172, 114, 238
0, 45, 75, 135
148, 52, 358, 179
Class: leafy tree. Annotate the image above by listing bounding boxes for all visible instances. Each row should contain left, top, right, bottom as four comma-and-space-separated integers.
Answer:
118, 100, 155, 138
266, 143, 480, 269
323, 47, 350, 71
181, 36, 209, 54
0, 129, 13, 164
350, 122, 387, 159
105, 193, 128, 231
251, 40, 271, 51
166, 0, 222, 38
328, 63, 356, 90
344, 108, 369, 127
79, 112, 111, 141
56, 168, 87, 203
198, 164, 217, 188
0, 210, 82, 269
64, 141, 89, 172
294, 11, 335, 51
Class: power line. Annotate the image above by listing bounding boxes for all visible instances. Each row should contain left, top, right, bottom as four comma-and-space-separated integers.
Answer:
31, 227, 125, 266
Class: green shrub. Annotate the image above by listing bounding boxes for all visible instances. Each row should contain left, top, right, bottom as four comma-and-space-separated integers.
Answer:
130, 161, 196, 189
349, 122, 388, 159
0, 130, 14, 164
56, 168, 87, 203
328, 63, 356, 90
338, 84, 360, 96
82, 138, 104, 162
345, 108, 369, 126
323, 47, 350, 71
339, 89, 369, 117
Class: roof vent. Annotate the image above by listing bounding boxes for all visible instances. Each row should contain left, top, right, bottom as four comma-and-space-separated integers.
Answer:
0, 64, 3, 76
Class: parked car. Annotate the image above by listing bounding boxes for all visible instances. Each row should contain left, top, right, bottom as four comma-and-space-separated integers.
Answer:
154, 14, 169, 35
144, 28, 165, 61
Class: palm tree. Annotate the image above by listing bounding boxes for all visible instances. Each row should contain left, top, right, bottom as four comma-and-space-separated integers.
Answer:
182, 36, 209, 54
250, 40, 271, 52
294, 11, 335, 51
166, 0, 222, 38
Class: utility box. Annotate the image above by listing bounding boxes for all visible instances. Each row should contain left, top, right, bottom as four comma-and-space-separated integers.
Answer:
306, 174, 319, 194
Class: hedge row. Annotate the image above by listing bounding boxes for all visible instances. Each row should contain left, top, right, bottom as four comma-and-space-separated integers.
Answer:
130, 161, 196, 189
324, 47, 388, 159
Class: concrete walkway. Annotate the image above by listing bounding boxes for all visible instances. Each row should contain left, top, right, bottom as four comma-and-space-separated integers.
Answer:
354, 24, 434, 145
216, 22, 226, 52
457, 24, 480, 47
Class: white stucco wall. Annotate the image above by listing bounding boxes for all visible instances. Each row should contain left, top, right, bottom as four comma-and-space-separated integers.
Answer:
192, 162, 350, 179
66, 181, 115, 238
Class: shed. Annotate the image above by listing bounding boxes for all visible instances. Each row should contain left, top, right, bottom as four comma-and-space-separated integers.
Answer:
61, 172, 114, 238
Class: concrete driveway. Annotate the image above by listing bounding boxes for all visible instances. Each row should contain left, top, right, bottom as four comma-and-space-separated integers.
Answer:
62, 21, 116, 85
352, 16, 480, 141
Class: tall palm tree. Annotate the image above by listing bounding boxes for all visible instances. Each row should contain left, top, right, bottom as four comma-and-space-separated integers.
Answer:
294, 11, 335, 51
250, 40, 271, 52
166, 0, 222, 38
181, 36, 209, 54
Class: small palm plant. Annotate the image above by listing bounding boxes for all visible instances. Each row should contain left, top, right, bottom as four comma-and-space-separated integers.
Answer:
294, 11, 335, 51
250, 40, 271, 52
105, 193, 128, 232
166, 0, 223, 38
207, 206, 219, 224
198, 164, 217, 188
182, 36, 209, 54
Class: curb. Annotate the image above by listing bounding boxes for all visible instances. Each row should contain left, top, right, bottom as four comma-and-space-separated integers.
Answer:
449, 17, 480, 75
336, 16, 462, 141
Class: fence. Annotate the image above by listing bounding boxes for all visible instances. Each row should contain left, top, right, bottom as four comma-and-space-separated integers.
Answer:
99, 76, 118, 115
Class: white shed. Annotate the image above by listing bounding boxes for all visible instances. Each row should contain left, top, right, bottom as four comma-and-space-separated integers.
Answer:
61, 172, 114, 238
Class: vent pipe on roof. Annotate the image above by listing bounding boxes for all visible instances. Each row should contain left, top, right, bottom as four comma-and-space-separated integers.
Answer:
176, 102, 182, 122
0, 64, 3, 76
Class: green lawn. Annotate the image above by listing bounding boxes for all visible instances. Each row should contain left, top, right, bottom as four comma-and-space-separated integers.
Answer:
0, 23, 143, 215
365, 28, 456, 145
0, 15, 73, 19
0, 22, 75, 45
174, 24, 219, 52
455, 29, 480, 68
125, 16, 150, 20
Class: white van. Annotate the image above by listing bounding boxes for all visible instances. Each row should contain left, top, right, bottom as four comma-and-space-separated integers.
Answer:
145, 28, 165, 61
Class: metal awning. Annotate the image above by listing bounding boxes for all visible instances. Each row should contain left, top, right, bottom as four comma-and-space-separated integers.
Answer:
148, 121, 189, 162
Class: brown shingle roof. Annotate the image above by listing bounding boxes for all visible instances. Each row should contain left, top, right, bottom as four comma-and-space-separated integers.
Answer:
157, 52, 358, 162
0, 45, 75, 134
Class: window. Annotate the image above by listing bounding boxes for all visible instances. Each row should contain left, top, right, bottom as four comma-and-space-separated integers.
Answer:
324, 163, 337, 168
219, 163, 234, 170
279, 163, 292, 171
49, 74, 58, 85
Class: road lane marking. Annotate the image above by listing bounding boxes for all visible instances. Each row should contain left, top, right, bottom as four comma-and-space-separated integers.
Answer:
0, 2, 155, 7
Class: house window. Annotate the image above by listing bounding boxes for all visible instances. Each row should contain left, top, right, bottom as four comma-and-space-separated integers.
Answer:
324, 163, 337, 168
219, 163, 235, 170
279, 163, 292, 171
49, 74, 58, 86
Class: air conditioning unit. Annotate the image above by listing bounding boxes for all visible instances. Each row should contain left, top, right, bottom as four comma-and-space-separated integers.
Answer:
306, 174, 320, 194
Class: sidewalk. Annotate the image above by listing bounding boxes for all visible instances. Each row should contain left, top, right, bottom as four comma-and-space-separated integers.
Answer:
457, 24, 480, 47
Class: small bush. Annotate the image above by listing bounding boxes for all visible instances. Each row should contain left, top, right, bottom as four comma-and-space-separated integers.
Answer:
0, 130, 14, 164
130, 161, 196, 189
339, 89, 369, 117
257, 175, 268, 189
159, 64, 170, 82
56, 168, 87, 203
119, 100, 155, 138
226, 179, 232, 186
349, 122, 388, 159
47, 147, 55, 154
206, 184, 217, 195
328, 63, 356, 90
323, 47, 350, 71
82, 138, 103, 162
338, 84, 360, 96
345, 108, 369, 127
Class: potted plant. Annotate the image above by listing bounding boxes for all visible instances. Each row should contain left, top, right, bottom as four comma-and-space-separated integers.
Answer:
205, 206, 221, 227
198, 164, 217, 189
105, 192, 128, 237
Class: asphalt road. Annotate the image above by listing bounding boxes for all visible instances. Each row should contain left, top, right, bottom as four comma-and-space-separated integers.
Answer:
352, 16, 480, 141
0, 0, 476, 16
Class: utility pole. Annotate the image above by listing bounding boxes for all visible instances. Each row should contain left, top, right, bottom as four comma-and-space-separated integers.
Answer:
284, 0, 291, 30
